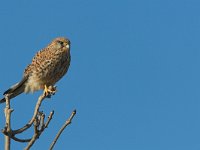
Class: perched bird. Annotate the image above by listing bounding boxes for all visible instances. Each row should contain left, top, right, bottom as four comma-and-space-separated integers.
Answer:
0, 37, 71, 103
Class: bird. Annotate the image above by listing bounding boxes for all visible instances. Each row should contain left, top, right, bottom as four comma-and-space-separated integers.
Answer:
0, 37, 71, 104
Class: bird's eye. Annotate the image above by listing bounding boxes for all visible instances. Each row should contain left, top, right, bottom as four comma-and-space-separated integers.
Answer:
58, 41, 64, 45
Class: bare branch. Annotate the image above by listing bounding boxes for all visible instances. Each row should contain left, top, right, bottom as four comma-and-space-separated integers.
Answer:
2, 129, 31, 142
4, 95, 13, 150
1, 86, 76, 150
49, 109, 76, 150
12, 86, 56, 135
12, 92, 47, 134
24, 116, 40, 150
24, 111, 54, 150
2, 87, 56, 146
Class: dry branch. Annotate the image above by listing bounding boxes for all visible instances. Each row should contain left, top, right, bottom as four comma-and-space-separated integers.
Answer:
25, 111, 54, 150
1, 86, 76, 150
2, 91, 55, 144
2, 87, 56, 149
49, 109, 76, 150
4, 95, 13, 150
12, 92, 49, 134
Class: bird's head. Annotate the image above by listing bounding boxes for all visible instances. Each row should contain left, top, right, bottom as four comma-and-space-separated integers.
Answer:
50, 37, 70, 50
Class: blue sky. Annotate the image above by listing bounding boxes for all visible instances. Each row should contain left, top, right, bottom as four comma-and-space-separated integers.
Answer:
0, 0, 200, 149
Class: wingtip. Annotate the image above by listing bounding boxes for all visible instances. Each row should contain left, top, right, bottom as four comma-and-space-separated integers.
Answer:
3, 88, 11, 95
0, 97, 6, 104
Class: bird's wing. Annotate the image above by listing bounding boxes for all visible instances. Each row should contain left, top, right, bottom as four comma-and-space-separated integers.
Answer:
23, 48, 50, 76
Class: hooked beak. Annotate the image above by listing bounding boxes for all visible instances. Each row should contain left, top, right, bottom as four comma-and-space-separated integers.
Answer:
66, 44, 70, 49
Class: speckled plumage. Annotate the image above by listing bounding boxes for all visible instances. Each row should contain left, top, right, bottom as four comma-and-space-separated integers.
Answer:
0, 37, 71, 103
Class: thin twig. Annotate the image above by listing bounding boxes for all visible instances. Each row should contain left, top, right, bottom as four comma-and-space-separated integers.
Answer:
40, 113, 45, 130
24, 117, 40, 150
49, 110, 76, 150
2, 130, 31, 142
44, 111, 54, 128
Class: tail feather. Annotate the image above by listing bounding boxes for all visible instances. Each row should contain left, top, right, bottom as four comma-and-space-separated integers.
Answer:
0, 77, 27, 104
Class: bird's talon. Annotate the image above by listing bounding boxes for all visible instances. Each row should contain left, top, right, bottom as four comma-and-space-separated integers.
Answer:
44, 85, 57, 97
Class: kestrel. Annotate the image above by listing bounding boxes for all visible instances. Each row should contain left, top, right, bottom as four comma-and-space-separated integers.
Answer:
0, 37, 71, 103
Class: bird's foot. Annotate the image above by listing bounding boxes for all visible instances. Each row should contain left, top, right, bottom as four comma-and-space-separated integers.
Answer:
44, 85, 57, 98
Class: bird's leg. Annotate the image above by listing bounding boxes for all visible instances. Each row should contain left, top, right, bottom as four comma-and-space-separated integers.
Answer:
44, 85, 57, 98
